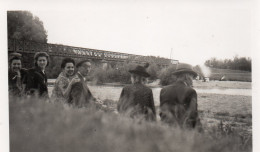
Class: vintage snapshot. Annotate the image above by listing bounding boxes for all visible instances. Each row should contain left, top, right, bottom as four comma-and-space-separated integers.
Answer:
5, 0, 254, 152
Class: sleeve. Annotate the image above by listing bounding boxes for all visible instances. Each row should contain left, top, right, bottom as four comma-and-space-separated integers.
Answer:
117, 88, 126, 112
149, 90, 156, 116
25, 71, 34, 92
68, 83, 83, 104
185, 90, 198, 120
57, 77, 68, 95
147, 89, 156, 121
159, 88, 168, 107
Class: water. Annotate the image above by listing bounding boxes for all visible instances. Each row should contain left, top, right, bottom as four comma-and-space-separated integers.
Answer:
48, 85, 251, 106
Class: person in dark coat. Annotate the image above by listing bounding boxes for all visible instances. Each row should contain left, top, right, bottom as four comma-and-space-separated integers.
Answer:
67, 60, 95, 107
117, 65, 156, 121
8, 52, 27, 97
160, 63, 202, 129
25, 52, 50, 99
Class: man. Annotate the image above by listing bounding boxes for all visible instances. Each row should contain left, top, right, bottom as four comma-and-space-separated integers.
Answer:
117, 65, 156, 121
8, 52, 27, 97
67, 60, 94, 107
160, 63, 202, 129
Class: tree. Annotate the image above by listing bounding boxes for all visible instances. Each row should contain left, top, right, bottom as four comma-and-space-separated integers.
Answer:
8, 11, 48, 43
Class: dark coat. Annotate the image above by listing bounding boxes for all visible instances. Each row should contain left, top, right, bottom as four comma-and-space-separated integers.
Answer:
160, 80, 200, 128
67, 73, 94, 107
25, 67, 49, 99
117, 83, 156, 121
8, 68, 27, 97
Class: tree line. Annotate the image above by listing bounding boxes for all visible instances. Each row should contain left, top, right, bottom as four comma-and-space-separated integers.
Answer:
204, 56, 251, 72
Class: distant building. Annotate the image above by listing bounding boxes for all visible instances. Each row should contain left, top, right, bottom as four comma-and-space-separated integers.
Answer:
171, 59, 179, 64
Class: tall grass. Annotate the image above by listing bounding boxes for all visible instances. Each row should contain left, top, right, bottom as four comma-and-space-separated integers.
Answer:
9, 97, 252, 152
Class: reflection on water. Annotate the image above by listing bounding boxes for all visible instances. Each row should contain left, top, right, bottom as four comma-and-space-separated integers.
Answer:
48, 85, 251, 107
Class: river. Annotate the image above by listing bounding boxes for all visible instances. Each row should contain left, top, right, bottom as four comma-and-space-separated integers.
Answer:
48, 84, 251, 106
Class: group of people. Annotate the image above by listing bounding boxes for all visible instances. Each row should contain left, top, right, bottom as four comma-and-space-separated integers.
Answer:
8, 51, 201, 129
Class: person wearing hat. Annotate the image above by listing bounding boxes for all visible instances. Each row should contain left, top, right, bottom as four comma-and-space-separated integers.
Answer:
25, 52, 50, 99
159, 63, 202, 129
117, 65, 156, 121
8, 52, 27, 97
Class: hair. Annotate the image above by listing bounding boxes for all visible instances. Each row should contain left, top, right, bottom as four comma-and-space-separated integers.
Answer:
9, 56, 22, 64
131, 73, 144, 84
76, 60, 91, 68
34, 52, 50, 67
61, 58, 75, 69
176, 73, 194, 87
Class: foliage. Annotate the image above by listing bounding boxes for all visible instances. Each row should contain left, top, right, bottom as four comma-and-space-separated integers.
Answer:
158, 65, 177, 86
146, 63, 160, 81
9, 97, 252, 152
7, 11, 48, 43
89, 62, 136, 84
204, 56, 251, 72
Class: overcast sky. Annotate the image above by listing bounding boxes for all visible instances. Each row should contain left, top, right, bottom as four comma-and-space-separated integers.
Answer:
11, 0, 251, 66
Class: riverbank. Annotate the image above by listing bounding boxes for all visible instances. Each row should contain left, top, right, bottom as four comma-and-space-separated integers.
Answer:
48, 79, 252, 90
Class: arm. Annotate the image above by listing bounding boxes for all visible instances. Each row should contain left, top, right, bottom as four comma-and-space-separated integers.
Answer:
149, 90, 156, 116
58, 77, 79, 98
117, 88, 125, 112
15, 71, 22, 92
184, 91, 198, 127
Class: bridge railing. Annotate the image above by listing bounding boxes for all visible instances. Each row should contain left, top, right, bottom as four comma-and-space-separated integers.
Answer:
8, 38, 175, 65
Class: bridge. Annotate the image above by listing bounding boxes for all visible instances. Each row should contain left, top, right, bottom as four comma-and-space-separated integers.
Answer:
8, 39, 178, 68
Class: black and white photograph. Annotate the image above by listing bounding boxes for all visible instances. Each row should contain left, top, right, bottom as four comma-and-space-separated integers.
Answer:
1, 0, 260, 152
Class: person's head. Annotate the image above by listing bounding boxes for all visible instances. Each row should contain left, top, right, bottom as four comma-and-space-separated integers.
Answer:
129, 65, 150, 84
61, 58, 75, 77
9, 56, 22, 72
34, 52, 49, 70
76, 60, 92, 76
172, 63, 197, 86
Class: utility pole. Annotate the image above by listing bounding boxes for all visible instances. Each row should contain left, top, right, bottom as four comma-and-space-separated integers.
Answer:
170, 48, 173, 60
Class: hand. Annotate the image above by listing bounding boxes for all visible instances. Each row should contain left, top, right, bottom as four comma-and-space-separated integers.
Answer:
16, 71, 21, 77
71, 77, 80, 84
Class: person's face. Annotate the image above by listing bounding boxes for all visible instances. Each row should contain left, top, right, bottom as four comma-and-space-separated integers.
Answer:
64, 62, 75, 76
186, 74, 194, 86
11, 59, 22, 72
79, 62, 91, 76
37, 56, 48, 69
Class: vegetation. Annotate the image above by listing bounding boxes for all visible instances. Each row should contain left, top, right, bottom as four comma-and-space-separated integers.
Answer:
158, 65, 177, 86
208, 68, 251, 82
9, 97, 252, 152
7, 11, 48, 43
204, 56, 251, 72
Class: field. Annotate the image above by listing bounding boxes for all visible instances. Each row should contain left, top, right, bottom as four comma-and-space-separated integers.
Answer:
9, 80, 252, 152
208, 68, 251, 82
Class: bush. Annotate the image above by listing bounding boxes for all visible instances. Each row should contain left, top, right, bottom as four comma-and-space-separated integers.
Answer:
146, 63, 160, 81
89, 62, 135, 84
158, 65, 177, 86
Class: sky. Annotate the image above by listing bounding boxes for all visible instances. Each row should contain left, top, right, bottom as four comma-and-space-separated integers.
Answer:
9, 0, 252, 66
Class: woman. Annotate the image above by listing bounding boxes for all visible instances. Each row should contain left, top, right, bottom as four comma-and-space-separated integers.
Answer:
117, 65, 156, 121
51, 58, 80, 103
25, 52, 50, 99
8, 52, 27, 97
160, 63, 202, 129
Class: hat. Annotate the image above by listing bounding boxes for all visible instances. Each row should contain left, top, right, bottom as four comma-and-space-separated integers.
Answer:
172, 63, 198, 77
129, 65, 150, 77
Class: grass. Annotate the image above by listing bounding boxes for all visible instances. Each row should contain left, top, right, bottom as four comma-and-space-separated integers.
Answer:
9, 97, 252, 152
